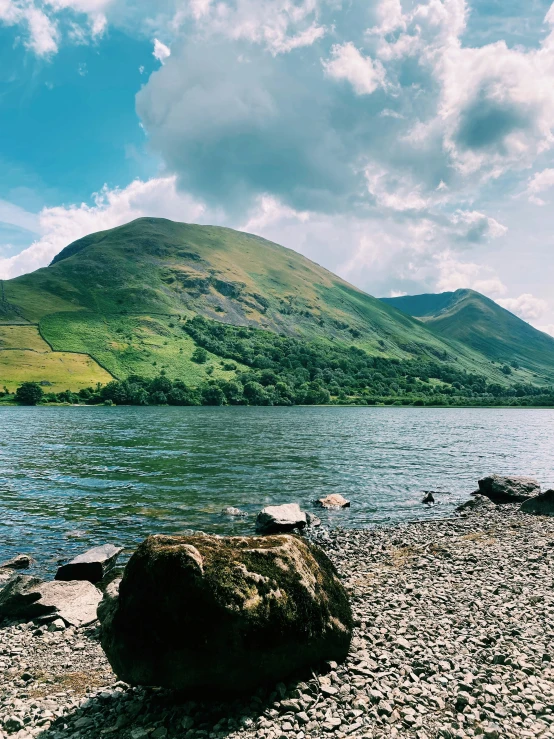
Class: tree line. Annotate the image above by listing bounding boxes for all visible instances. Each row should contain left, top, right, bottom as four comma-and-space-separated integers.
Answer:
5, 315, 554, 407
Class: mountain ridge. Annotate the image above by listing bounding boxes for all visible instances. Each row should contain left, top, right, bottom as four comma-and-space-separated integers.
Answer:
1, 218, 553, 394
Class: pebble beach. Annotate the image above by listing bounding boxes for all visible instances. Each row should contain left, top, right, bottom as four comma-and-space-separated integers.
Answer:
1, 504, 554, 739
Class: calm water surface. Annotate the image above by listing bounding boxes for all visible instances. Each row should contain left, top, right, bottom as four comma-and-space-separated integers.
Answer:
2, 406, 554, 575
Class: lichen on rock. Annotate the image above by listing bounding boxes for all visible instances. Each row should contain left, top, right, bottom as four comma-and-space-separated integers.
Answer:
98, 533, 353, 694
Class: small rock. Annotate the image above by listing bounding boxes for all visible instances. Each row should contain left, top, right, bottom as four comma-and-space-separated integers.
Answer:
48, 618, 66, 632
222, 507, 247, 516
520, 488, 554, 516
475, 474, 540, 503
456, 495, 496, 513
305, 512, 321, 527
255, 504, 307, 534
0, 554, 35, 570
313, 494, 350, 509
421, 492, 435, 504
55, 544, 123, 584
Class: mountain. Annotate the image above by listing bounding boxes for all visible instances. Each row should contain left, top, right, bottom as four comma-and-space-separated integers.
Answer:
0, 218, 551, 394
381, 289, 554, 380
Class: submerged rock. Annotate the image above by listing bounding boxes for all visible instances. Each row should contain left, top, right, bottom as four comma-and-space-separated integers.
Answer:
222, 506, 247, 517
520, 489, 554, 516
255, 503, 307, 534
314, 494, 351, 509
457, 494, 496, 513
0, 554, 35, 570
55, 544, 123, 584
99, 533, 353, 693
0, 575, 101, 626
475, 475, 540, 504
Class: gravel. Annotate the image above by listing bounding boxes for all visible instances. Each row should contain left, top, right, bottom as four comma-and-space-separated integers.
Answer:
1, 503, 554, 739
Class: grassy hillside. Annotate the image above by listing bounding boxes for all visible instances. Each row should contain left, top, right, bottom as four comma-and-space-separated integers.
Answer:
0, 218, 552, 393
382, 289, 554, 381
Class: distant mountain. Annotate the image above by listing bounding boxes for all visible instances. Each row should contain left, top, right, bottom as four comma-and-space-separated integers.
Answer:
0, 219, 552, 394
381, 289, 554, 380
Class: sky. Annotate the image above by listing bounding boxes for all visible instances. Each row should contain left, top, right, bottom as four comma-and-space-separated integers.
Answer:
1, 0, 554, 335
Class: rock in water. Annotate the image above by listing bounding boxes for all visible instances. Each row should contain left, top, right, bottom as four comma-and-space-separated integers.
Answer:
475, 475, 540, 504
456, 494, 496, 513
422, 492, 435, 505
99, 534, 353, 693
0, 554, 35, 570
255, 503, 307, 534
313, 494, 351, 509
0, 575, 101, 626
222, 507, 247, 517
520, 489, 554, 516
55, 544, 123, 584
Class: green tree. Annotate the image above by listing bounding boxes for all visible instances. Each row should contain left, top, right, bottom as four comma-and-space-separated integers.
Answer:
15, 382, 44, 406
191, 347, 208, 364
201, 385, 225, 405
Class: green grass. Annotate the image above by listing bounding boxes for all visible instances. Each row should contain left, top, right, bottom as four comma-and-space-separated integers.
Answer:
383, 289, 554, 383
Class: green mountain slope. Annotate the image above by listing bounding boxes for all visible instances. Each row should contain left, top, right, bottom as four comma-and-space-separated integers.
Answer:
0, 218, 551, 393
381, 289, 554, 379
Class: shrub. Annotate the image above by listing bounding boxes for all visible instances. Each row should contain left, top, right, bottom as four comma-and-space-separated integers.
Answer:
15, 382, 44, 406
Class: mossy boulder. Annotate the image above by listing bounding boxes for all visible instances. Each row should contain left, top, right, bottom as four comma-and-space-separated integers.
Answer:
98, 534, 352, 694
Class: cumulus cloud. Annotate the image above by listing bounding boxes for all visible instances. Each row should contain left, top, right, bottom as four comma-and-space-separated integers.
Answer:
497, 293, 548, 322
153, 38, 171, 63
0, 177, 206, 280
322, 43, 386, 96
526, 168, 554, 204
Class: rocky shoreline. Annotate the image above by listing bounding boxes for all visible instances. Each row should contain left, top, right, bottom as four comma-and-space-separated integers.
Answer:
1, 504, 554, 739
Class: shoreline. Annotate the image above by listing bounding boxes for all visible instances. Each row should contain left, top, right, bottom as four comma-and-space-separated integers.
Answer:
3, 403, 554, 410
1, 505, 554, 739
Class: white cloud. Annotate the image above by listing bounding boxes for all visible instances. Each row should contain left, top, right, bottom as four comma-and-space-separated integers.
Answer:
526, 168, 554, 204
323, 42, 386, 95
153, 38, 171, 63
450, 210, 508, 242
435, 253, 507, 296
497, 293, 548, 322
0, 1, 59, 56
242, 195, 309, 233
0, 177, 206, 280
389, 289, 407, 297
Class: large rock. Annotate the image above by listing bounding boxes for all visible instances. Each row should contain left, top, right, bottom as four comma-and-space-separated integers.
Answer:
255, 503, 307, 534
55, 544, 123, 584
475, 475, 540, 504
99, 534, 353, 694
313, 494, 351, 509
520, 489, 554, 516
0, 575, 101, 626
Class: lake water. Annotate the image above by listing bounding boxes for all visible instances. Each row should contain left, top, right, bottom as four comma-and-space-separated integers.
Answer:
2, 406, 554, 576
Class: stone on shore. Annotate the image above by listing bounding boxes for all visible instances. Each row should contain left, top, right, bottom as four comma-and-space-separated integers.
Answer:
475, 474, 540, 503
313, 494, 351, 509
99, 533, 353, 693
520, 488, 554, 516
55, 544, 123, 584
255, 503, 307, 534
0, 554, 35, 570
0, 575, 102, 627
456, 494, 496, 513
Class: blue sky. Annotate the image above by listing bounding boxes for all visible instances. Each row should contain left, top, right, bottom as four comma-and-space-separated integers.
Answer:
1, 0, 554, 334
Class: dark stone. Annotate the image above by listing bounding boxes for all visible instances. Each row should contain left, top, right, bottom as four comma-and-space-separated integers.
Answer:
456, 495, 496, 513
422, 492, 435, 505
255, 503, 307, 534
99, 534, 353, 694
306, 512, 322, 527
0, 554, 35, 570
520, 489, 554, 516
475, 475, 540, 504
55, 544, 123, 584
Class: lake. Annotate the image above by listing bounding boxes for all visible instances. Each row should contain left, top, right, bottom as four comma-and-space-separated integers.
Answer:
2, 406, 554, 576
